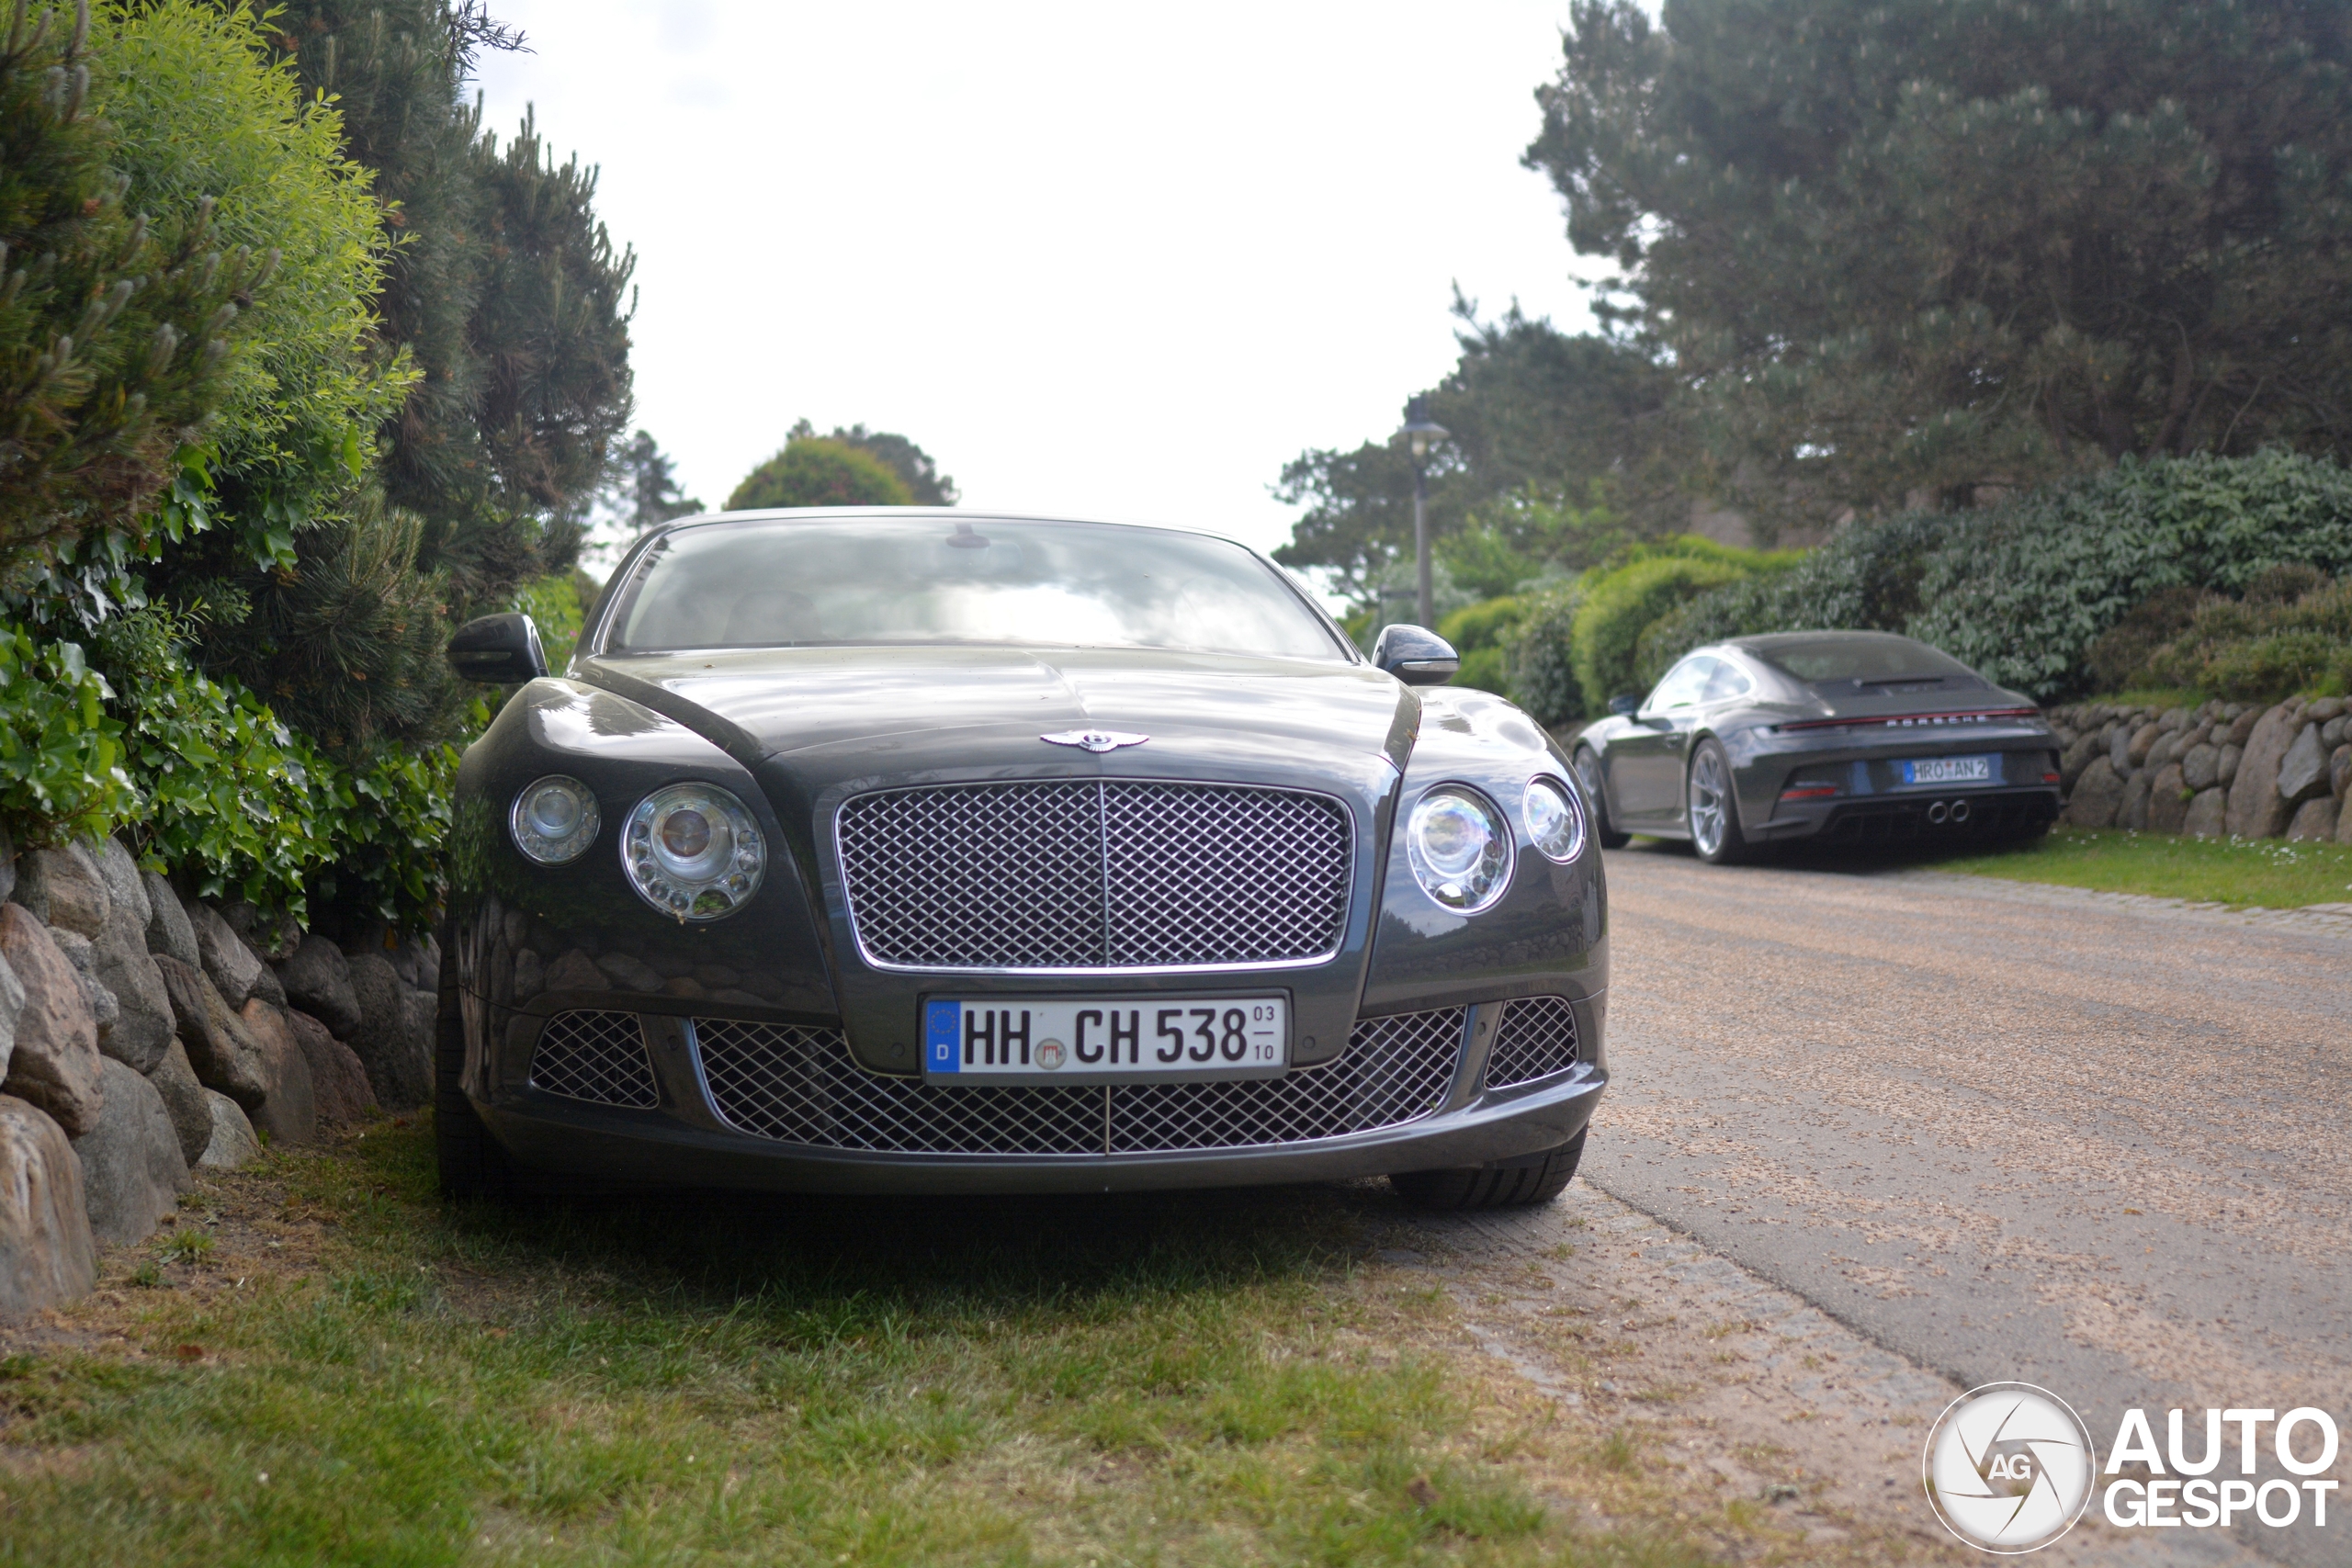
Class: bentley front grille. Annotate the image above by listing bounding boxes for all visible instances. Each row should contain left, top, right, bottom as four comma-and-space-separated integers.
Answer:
693, 1006, 1464, 1156
1482, 996, 1581, 1088
836, 780, 1352, 970
530, 1010, 660, 1108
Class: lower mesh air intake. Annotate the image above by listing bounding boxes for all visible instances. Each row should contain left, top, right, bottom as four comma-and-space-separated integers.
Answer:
692, 1006, 1467, 1156
1482, 996, 1581, 1088
530, 1010, 661, 1108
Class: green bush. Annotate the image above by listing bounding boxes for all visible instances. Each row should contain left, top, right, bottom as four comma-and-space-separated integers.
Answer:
728, 437, 912, 510
1569, 537, 1794, 708
0, 625, 133, 839
1436, 595, 1527, 695
2118, 571, 2352, 702
1645, 452, 2352, 700
1501, 585, 1584, 725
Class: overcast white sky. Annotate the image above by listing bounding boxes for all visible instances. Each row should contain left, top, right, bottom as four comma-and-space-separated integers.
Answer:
474, 2, 1600, 559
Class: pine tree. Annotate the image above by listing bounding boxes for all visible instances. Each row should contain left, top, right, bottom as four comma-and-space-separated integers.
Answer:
0, 0, 254, 585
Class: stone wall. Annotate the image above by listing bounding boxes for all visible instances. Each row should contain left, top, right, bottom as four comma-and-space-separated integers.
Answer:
0, 829, 439, 1318
2050, 695, 2352, 843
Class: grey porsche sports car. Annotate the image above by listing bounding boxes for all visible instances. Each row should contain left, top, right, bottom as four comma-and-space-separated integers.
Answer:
435, 509, 1607, 1209
1569, 631, 2062, 863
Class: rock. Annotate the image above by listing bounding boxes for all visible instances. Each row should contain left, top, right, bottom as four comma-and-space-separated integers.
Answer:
89, 839, 149, 927
0, 906, 105, 1136
2183, 787, 2229, 839
2108, 725, 2133, 773
247, 959, 286, 1009
196, 1090, 261, 1169
2145, 730, 2185, 773
345, 954, 432, 1109
594, 951, 662, 992
2063, 757, 2124, 829
2147, 764, 2189, 834
2225, 707, 2261, 747
144, 1038, 213, 1167
2119, 770, 2154, 831
2334, 744, 2352, 803
71, 1057, 190, 1247
545, 950, 606, 992
2180, 742, 2221, 792
2287, 797, 2338, 842
2340, 799, 2352, 845
152, 953, 271, 1109
2308, 696, 2346, 723
662, 976, 707, 999
87, 915, 174, 1075
237, 999, 318, 1145
2059, 731, 2104, 792
274, 935, 364, 1039
7, 843, 109, 938
187, 903, 266, 1009
141, 872, 199, 969
2277, 722, 2331, 802
511, 947, 544, 1001
2224, 705, 2301, 839
283, 1009, 376, 1127
220, 900, 300, 964
44, 928, 118, 1045
2218, 742, 2242, 786
0, 820, 12, 904
2126, 721, 2163, 768
0, 949, 21, 1083
2324, 716, 2350, 750
0, 1095, 95, 1317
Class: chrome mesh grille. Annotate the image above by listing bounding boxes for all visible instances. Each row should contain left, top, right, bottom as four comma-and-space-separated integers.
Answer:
837, 781, 1351, 970
529, 1010, 659, 1108
693, 1007, 1464, 1155
1483, 996, 1580, 1088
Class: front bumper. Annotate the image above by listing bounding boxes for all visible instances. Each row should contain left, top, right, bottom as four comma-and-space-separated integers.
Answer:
471, 992, 1607, 1196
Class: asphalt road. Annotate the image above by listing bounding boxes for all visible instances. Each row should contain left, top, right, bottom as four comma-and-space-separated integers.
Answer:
1582, 845, 2352, 1565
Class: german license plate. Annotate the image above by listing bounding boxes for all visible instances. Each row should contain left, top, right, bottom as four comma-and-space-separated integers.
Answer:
922, 997, 1287, 1082
1899, 754, 1994, 786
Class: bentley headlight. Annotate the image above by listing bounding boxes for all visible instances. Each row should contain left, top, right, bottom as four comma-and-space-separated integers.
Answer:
1522, 775, 1586, 863
510, 775, 600, 864
623, 783, 766, 920
1405, 785, 1513, 912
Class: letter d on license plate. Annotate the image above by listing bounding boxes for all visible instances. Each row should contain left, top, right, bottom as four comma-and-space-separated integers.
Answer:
923, 997, 1288, 1084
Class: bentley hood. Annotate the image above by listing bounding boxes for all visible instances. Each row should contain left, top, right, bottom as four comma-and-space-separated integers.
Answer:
571, 645, 1420, 786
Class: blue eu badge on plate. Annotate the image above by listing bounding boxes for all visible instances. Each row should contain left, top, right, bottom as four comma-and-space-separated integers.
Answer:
924, 999, 961, 1073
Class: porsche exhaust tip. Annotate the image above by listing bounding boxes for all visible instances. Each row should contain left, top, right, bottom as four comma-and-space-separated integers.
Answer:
1950, 799, 1971, 824
1926, 800, 1950, 825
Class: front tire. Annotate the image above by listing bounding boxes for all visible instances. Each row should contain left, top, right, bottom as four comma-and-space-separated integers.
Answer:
1572, 746, 1631, 850
1390, 1129, 1587, 1211
1686, 739, 1754, 864
435, 943, 513, 1201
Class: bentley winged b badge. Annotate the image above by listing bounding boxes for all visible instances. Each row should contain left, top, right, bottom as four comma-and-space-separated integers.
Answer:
1040, 728, 1148, 753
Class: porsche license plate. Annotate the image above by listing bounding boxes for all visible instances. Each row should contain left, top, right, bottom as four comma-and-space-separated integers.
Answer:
1899, 754, 1994, 786
922, 997, 1287, 1082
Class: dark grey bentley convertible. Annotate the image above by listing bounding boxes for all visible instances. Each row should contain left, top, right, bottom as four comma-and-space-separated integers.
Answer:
435, 510, 1606, 1209
1570, 631, 2063, 863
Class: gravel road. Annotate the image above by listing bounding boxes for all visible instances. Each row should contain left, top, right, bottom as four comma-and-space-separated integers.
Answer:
1577, 845, 2352, 1565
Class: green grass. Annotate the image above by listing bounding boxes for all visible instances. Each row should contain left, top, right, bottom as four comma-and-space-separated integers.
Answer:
0, 1125, 1740, 1568
1938, 827, 2352, 908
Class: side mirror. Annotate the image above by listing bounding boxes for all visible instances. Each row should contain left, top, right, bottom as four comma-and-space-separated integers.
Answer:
1371, 624, 1460, 686
1607, 693, 1641, 717
447, 613, 548, 683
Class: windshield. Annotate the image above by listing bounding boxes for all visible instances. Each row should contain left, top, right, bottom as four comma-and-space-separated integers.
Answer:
1753, 637, 1980, 685
605, 517, 1346, 660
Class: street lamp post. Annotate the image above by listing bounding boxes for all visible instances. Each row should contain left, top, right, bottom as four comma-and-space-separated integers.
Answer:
1396, 397, 1449, 628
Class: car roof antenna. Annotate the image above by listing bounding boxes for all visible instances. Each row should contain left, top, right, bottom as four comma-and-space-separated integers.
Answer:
946, 522, 990, 549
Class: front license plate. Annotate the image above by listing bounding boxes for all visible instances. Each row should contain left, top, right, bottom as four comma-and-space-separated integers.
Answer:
1899, 754, 1995, 786
922, 997, 1288, 1083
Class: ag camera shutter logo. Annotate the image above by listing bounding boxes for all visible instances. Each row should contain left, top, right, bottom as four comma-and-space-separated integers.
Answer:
1924, 1383, 2097, 1553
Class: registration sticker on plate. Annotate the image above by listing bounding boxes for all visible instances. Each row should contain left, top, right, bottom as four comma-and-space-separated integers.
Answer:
1898, 754, 1995, 786
922, 998, 1287, 1082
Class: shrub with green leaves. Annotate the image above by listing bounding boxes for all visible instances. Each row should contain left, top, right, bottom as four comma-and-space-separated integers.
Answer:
1435, 595, 1527, 695
728, 436, 912, 511
1567, 536, 1797, 708
1644, 452, 2352, 700
1499, 584, 1585, 726
0, 622, 131, 838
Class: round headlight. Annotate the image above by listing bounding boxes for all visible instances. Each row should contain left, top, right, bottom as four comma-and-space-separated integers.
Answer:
1405, 785, 1513, 912
1522, 775, 1587, 863
510, 775, 600, 864
623, 783, 766, 921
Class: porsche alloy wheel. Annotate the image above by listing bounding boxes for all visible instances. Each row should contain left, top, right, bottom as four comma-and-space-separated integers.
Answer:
1686, 739, 1752, 864
1572, 746, 1630, 850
